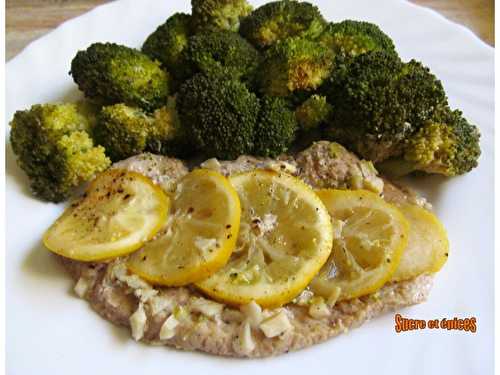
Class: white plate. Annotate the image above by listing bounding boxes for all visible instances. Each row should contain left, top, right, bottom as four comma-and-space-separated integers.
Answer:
5, 0, 494, 374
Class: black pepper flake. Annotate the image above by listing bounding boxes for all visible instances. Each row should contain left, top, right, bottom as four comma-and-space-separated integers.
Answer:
123, 194, 131, 200
142, 255, 147, 261
445, 253, 449, 257
227, 234, 232, 239
117, 188, 124, 194
387, 258, 391, 263
187, 207, 194, 214
226, 224, 231, 229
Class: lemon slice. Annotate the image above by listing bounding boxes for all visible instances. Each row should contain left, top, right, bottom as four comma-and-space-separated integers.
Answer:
391, 204, 449, 281
196, 170, 334, 308
44, 169, 169, 261
127, 169, 241, 286
310, 189, 409, 301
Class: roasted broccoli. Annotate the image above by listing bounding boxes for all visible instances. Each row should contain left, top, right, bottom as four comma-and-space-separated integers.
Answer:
258, 37, 334, 97
295, 94, 332, 130
93, 104, 153, 162
71, 43, 170, 111
191, 0, 252, 32
318, 20, 397, 59
398, 107, 480, 176
177, 71, 259, 159
142, 13, 194, 84
324, 51, 447, 162
10, 103, 110, 202
254, 96, 297, 157
148, 97, 192, 157
181, 30, 260, 84
239, 0, 326, 49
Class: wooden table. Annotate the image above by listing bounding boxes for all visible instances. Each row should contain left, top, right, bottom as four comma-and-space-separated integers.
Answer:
6, 0, 494, 61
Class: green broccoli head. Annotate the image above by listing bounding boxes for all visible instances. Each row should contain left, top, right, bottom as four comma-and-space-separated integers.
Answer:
239, 0, 326, 49
318, 20, 396, 59
258, 37, 334, 97
295, 94, 332, 130
254, 96, 298, 157
94, 104, 153, 162
71, 43, 170, 111
324, 51, 447, 162
191, 0, 252, 32
142, 13, 194, 83
402, 107, 481, 176
177, 70, 259, 159
10, 104, 110, 202
148, 97, 193, 158
181, 31, 260, 84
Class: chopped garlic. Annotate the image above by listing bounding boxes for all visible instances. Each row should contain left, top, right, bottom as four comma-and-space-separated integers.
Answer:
121, 274, 151, 290
130, 303, 147, 341
74, 277, 90, 298
239, 321, 255, 354
326, 286, 342, 307
259, 311, 293, 338
190, 297, 224, 318
308, 297, 330, 319
222, 309, 244, 323
159, 314, 179, 340
240, 301, 262, 328
194, 237, 217, 258
200, 158, 221, 171
363, 176, 384, 194
251, 214, 277, 236
257, 160, 297, 174
293, 290, 314, 306
135, 288, 158, 303
148, 295, 175, 316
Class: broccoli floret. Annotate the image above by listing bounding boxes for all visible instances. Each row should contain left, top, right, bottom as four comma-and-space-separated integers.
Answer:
177, 71, 259, 159
94, 104, 153, 162
239, 0, 326, 49
324, 51, 447, 162
318, 20, 396, 59
258, 37, 334, 97
142, 13, 194, 84
191, 0, 252, 32
10, 104, 110, 202
254, 96, 297, 157
71, 43, 170, 111
295, 95, 332, 130
148, 97, 193, 158
401, 108, 481, 176
181, 31, 260, 84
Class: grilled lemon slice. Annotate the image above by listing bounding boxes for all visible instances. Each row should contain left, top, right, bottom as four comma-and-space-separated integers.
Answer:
43, 169, 169, 261
196, 170, 334, 308
391, 203, 449, 281
310, 189, 409, 301
127, 169, 241, 286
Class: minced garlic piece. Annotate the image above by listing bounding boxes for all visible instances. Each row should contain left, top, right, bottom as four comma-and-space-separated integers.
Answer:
293, 290, 314, 306
148, 295, 175, 316
239, 321, 255, 354
308, 297, 330, 319
259, 311, 293, 338
74, 277, 90, 298
200, 158, 221, 171
331, 219, 345, 239
251, 214, 277, 236
363, 176, 384, 194
135, 288, 158, 303
240, 301, 262, 328
130, 303, 147, 341
326, 286, 342, 307
190, 297, 224, 318
257, 160, 297, 174
194, 237, 217, 258
159, 315, 179, 340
